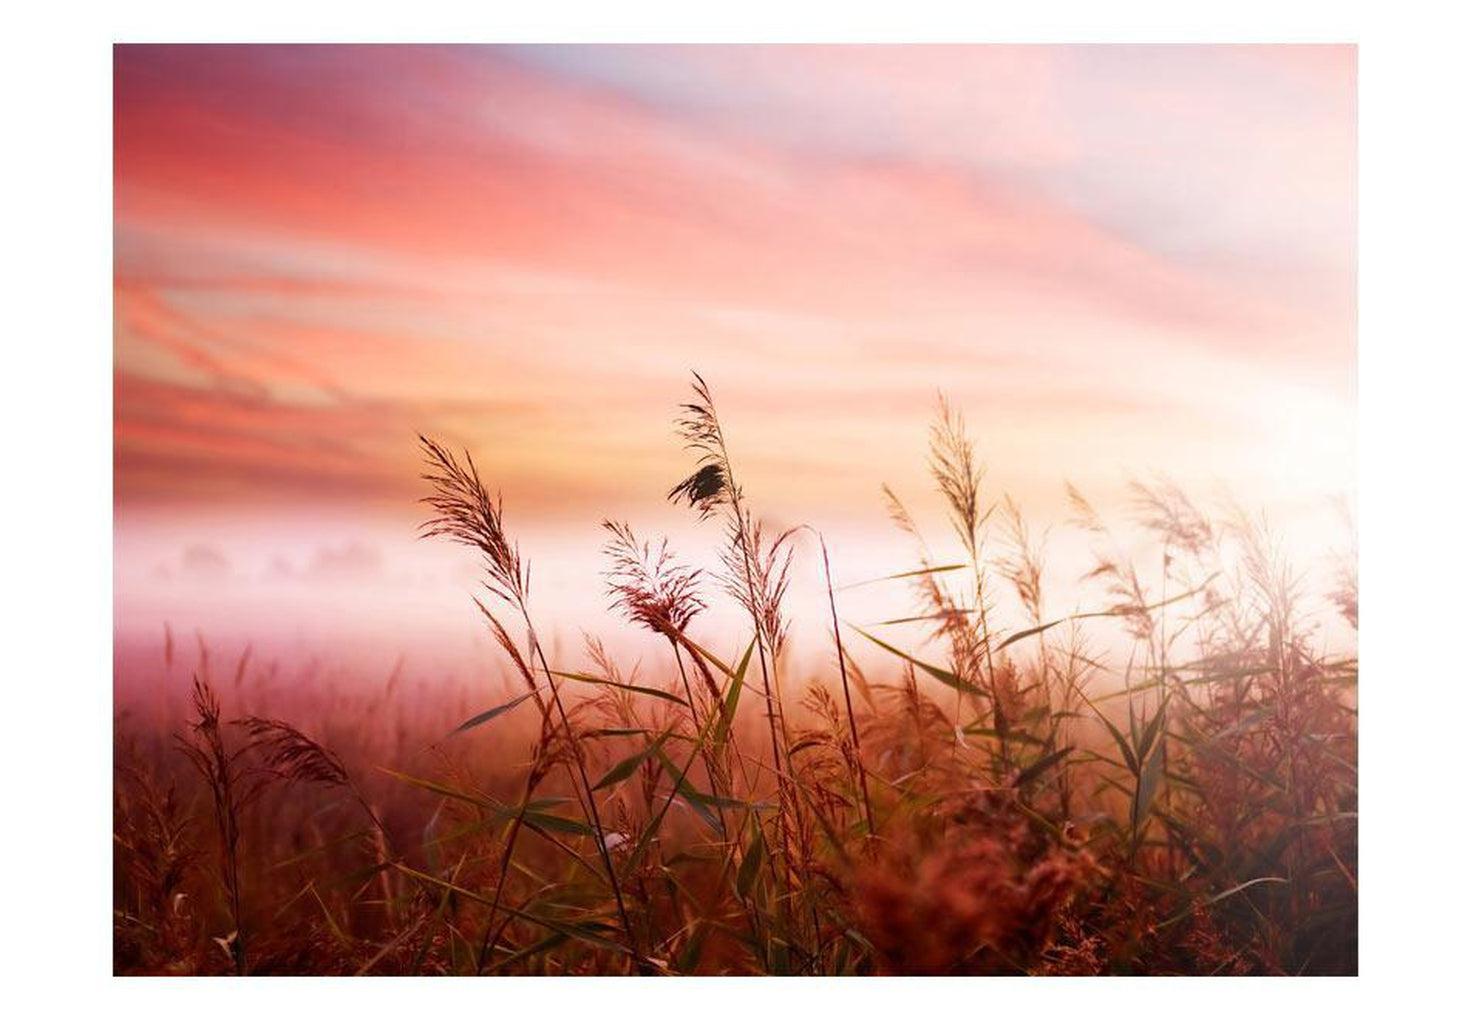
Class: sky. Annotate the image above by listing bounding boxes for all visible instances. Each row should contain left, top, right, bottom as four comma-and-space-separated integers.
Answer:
113, 45, 1357, 673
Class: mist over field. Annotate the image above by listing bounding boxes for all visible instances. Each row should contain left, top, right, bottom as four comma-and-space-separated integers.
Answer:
114, 44, 1356, 976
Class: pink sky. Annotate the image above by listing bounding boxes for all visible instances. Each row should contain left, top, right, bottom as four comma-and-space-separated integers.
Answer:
113, 45, 1356, 670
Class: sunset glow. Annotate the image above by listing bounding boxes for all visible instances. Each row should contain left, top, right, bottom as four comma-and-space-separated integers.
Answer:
110, 42, 1360, 980
114, 45, 1356, 661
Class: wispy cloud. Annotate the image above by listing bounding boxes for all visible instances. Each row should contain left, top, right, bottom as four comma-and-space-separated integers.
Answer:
114, 45, 1354, 524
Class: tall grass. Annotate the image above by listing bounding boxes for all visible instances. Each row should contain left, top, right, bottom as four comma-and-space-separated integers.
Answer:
114, 375, 1357, 975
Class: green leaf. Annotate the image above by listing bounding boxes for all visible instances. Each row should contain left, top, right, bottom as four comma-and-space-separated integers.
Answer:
583, 727, 654, 740
870, 610, 978, 626
1013, 746, 1073, 789
485, 932, 568, 974
675, 920, 710, 974
732, 637, 755, 681
835, 562, 968, 592
1132, 746, 1167, 834
676, 635, 743, 681
1136, 696, 1171, 765
993, 618, 1070, 654
962, 725, 1046, 746
736, 822, 765, 899
712, 639, 753, 747
552, 670, 687, 706
650, 748, 719, 831
878, 575, 1220, 652
520, 808, 595, 838
592, 730, 673, 791
850, 625, 982, 696
449, 689, 538, 736
1158, 876, 1289, 928
381, 769, 596, 837
380, 768, 503, 812
392, 863, 629, 953
1080, 693, 1139, 775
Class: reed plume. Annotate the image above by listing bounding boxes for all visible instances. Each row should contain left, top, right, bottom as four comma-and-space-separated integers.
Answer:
668, 380, 797, 839
418, 435, 641, 969
176, 676, 249, 974
668, 373, 823, 963
110, 376, 1355, 977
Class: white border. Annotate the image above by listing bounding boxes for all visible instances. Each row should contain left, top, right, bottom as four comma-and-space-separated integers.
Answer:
7, 0, 1465, 1012
107, 1, 1361, 43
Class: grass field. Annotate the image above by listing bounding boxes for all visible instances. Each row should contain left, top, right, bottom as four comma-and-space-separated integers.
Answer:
113, 375, 1357, 975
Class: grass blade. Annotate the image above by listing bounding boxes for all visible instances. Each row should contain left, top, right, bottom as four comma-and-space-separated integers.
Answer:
850, 625, 982, 696
592, 730, 674, 791
450, 688, 540, 735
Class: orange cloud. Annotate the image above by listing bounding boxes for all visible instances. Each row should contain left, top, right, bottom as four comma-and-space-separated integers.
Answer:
114, 45, 1354, 535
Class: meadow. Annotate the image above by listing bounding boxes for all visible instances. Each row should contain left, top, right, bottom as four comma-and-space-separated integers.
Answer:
113, 375, 1358, 976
